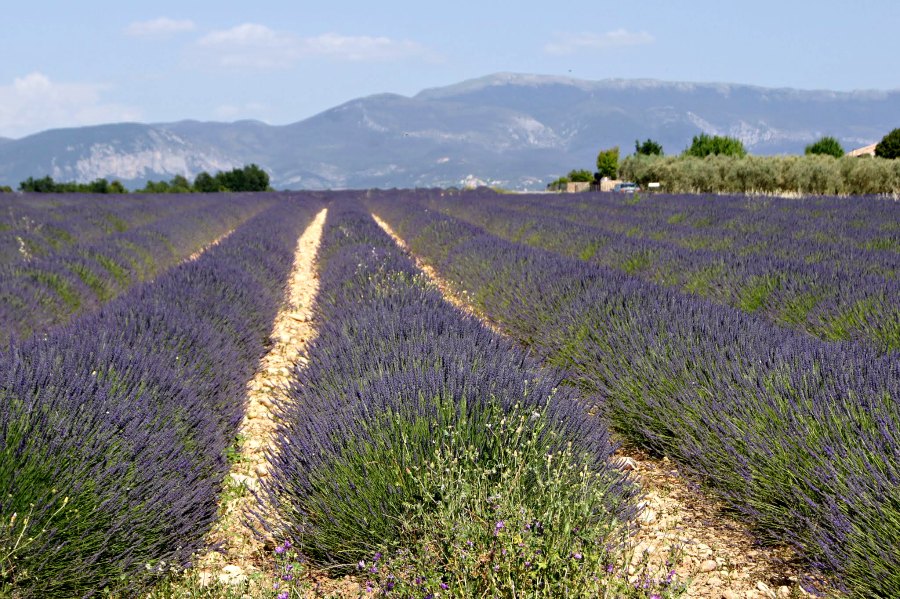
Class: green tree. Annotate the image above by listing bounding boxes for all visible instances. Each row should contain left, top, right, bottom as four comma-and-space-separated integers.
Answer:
596, 147, 620, 179
684, 133, 747, 158
635, 138, 663, 156
875, 128, 900, 159
170, 175, 193, 193
19, 176, 60, 192
546, 176, 569, 190
193, 171, 219, 193
137, 180, 171, 194
87, 178, 111, 194
240, 163, 270, 191
0, 185, 12, 193
805, 136, 845, 158
566, 169, 594, 182
212, 164, 270, 192
108, 180, 128, 194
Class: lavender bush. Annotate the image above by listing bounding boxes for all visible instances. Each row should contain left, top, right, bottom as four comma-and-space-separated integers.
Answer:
260, 201, 637, 593
0, 195, 319, 597
370, 192, 900, 597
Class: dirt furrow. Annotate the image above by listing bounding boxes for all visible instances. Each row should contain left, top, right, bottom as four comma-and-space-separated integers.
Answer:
185, 228, 235, 263
371, 212, 812, 599
195, 207, 328, 588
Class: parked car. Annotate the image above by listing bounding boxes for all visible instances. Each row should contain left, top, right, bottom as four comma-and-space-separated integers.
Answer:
613, 182, 641, 192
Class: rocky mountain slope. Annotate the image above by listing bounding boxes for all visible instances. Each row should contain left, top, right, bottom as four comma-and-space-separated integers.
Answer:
0, 73, 895, 190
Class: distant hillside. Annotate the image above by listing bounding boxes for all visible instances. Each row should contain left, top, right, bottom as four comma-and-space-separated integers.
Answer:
0, 73, 896, 190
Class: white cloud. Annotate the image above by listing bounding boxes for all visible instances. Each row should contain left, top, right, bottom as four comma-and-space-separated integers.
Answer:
195, 23, 430, 69
197, 23, 299, 68
0, 73, 141, 138
126, 17, 196, 37
300, 33, 428, 61
544, 29, 654, 55
213, 102, 270, 121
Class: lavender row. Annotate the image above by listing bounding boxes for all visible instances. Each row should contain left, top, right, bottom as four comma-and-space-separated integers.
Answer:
0, 194, 195, 265
0, 194, 274, 345
369, 194, 900, 597
516, 192, 899, 277
0, 196, 319, 597
260, 199, 634, 576
427, 190, 899, 353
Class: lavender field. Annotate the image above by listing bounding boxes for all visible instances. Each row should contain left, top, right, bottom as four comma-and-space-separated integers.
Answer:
1, 190, 898, 598
369, 189, 900, 598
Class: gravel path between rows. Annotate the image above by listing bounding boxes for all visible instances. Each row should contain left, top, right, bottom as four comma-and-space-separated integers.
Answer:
195, 207, 328, 589
371, 213, 816, 599
185, 228, 235, 263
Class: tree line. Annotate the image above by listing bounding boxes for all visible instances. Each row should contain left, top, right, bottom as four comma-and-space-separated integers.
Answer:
548, 127, 900, 194
8, 164, 271, 194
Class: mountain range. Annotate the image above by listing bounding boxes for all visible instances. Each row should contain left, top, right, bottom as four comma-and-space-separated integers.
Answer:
0, 73, 897, 190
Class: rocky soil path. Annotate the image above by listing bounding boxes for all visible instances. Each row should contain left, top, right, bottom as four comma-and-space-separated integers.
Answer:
372, 213, 815, 599
195, 208, 328, 590
185, 228, 235, 263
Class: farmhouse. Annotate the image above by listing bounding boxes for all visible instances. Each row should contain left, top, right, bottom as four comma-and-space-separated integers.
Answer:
847, 143, 877, 157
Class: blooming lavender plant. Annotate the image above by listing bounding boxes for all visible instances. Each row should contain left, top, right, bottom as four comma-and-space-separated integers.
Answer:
0, 195, 321, 597
259, 201, 636, 583
369, 191, 900, 597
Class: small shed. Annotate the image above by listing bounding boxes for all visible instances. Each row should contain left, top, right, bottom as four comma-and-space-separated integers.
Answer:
565, 181, 591, 193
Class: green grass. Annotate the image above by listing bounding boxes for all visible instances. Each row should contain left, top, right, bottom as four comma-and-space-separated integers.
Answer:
103, 214, 130, 233
578, 241, 603, 261
620, 251, 655, 275
116, 240, 158, 280
776, 292, 822, 327
737, 274, 780, 313
682, 264, 725, 297
864, 237, 900, 252
23, 269, 81, 311
90, 252, 130, 285
68, 262, 113, 301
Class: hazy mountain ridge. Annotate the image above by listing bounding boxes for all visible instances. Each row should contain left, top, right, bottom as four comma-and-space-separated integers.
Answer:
0, 73, 896, 190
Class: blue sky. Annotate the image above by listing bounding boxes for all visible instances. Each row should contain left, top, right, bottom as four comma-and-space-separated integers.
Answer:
1, 0, 898, 138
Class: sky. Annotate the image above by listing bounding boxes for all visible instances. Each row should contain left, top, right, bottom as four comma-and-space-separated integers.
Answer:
1, 0, 898, 139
